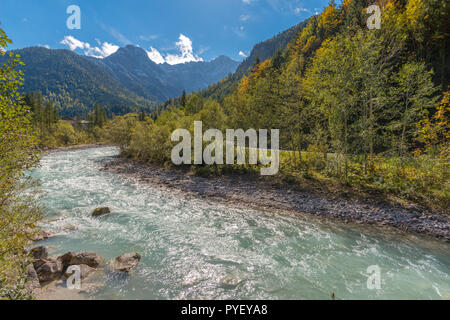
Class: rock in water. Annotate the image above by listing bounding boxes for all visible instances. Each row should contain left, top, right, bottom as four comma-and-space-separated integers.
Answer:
63, 264, 96, 280
92, 207, 111, 217
219, 275, 243, 288
112, 253, 141, 272
63, 224, 78, 231
35, 258, 63, 283
59, 252, 103, 268
30, 246, 49, 260
29, 229, 52, 242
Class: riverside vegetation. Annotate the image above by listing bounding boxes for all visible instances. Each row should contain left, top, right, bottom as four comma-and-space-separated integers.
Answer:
0, 29, 42, 299
0, 30, 107, 298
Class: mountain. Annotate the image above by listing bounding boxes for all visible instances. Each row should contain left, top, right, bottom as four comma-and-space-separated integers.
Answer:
93, 45, 239, 102
88, 45, 176, 102
161, 55, 239, 95
236, 19, 310, 75
2, 46, 239, 116
199, 18, 310, 101
1, 47, 155, 116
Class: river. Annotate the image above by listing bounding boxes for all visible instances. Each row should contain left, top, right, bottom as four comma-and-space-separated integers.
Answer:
28, 146, 450, 299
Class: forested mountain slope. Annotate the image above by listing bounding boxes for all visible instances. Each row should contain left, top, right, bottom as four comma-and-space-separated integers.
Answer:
92, 46, 239, 102
199, 18, 311, 102
0, 47, 155, 116
0, 46, 239, 116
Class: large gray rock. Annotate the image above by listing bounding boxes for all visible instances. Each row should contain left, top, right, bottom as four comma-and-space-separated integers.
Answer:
58, 252, 103, 268
33, 258, 48, 270
63, 264, 96, 280
111, 253, 141, 272
92, 207, 111, 217
25, 264, 41, 294
30, 246, 49, 260
35, 258, 63, 283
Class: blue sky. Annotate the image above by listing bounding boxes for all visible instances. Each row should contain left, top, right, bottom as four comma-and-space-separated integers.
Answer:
0, 0, 331, 64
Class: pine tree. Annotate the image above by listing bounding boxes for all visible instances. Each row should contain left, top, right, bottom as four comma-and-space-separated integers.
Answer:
180, 90, 187, 108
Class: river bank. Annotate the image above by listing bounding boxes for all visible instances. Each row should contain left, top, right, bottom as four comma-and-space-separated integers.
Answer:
101, 155, 450, 241
39, 143, 108, 155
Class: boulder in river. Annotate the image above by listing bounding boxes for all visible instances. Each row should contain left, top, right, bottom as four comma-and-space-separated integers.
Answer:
92, 207, 111, 217
219, 275, 244, 288
63, 264, 96, 280
111, 253, 141, 272
58, 252, 103, 268
63, 224, 78, 231
35, 258, 63, 283
30, 246, 49, 260
59, 252, 103, 268
29, 229, 52, 242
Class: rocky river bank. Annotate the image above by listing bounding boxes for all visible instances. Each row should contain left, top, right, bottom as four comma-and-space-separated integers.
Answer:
26, 242, 141, 299
27, 206, 141, 299
101, 156, 450, 241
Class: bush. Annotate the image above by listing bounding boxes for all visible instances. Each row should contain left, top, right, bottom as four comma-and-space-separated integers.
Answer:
0, 29, 42, 299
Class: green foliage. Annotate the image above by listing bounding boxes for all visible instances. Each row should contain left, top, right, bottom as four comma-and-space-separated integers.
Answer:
0, 29, 42, 299
387, 61, 439, 157
87, 103, 107, 128
102, 114, 140, 152
23, 92, 104, 147
53, 121, 77, 145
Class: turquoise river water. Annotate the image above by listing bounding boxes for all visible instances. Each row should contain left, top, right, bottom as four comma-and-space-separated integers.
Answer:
29, 147, 449, 300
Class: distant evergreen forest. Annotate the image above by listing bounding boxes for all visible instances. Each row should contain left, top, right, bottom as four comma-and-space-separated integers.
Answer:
4, 47, 156, 117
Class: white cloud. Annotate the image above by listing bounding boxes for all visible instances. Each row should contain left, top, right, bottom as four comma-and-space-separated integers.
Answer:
98, 42, 120, 57
61, 34, 204, 64
60, 36, 119, 59
146, 47, 165, 64
164, 34, 203, 65
139, 34, 158, 41
294, 7, 309, 15
60, 35, 87, 51
240, 14, 250, 22
239, 51, 248, 58
145, 34, 203, 65
38, 44, 51, 49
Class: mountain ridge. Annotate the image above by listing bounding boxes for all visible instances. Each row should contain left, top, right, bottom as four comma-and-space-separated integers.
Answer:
2, 45, 239, 116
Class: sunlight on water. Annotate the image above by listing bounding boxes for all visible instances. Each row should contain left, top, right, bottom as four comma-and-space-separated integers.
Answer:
29, 147, 450, 300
